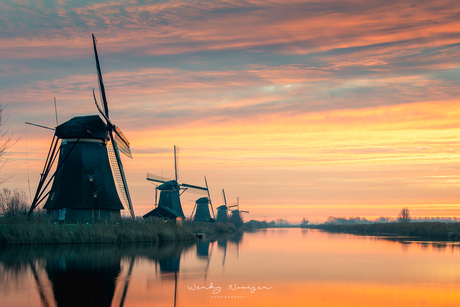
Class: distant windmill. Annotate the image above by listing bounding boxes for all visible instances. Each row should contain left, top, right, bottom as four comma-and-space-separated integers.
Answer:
191, 197, 213, 222
144, 146, 208, 220
215, 189, 229, 223
228, 197, 249, 228
28, 34, 135, 222
190, 176, 215, 222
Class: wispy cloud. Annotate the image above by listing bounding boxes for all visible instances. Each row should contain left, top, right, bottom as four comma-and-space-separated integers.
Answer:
2, 0, 460, 220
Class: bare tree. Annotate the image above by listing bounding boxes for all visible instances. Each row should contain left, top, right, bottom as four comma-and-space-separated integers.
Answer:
0, 105, 15, 184
0, 188, 28, 218
275, 218, 289, 225
398, 207, 411, 222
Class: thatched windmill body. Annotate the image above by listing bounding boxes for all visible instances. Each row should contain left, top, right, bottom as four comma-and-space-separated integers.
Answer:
215, 189, 229, 223
190, 177, 215, 222
191, 197, 213, 222
28, 34, 134, 223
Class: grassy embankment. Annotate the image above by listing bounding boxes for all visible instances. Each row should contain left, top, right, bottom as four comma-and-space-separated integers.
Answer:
307, 222, 460, 240
0, 217, 234, 246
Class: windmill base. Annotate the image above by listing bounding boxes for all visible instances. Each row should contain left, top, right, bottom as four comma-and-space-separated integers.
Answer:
46, 208, 121, 224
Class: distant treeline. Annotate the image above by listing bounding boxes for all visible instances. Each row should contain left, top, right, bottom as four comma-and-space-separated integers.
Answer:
308, 221, 460, 240
245, 220, 276, 229
244, 219, 302, 229
323, 216, 460, 225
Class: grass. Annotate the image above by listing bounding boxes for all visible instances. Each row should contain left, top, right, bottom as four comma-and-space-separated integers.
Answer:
0, 219, 197, 245
308, 222, 460, 240
0, 215, 241, 246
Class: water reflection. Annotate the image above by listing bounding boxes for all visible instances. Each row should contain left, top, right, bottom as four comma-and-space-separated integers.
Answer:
0, 242, 196, 307
0, 232, 246, 307
44, 247, 120, 307
3, 229, 460, 307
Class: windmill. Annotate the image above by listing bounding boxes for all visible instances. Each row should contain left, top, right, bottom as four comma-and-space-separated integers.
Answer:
215, 189, 229, 223
190, 176, 215, 222
144, 146, 208, 220
228, 197, 249, 228
27, 34, 135, 222
190, 197, 213, 222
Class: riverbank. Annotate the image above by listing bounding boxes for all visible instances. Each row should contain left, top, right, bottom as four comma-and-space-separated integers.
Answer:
306, 221, 460, 240
0, 221, 193, 245
0, 219, 237, 246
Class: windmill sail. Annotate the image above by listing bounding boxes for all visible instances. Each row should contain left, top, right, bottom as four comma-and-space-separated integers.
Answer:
93, 89, 109, 122
92, 33, 109, 118
92, 33, 135, 218
113, 126, 132, 158
108, 142, 134, 218
204, 176, 215, 218
180, 183, 208, 195
147, 172, 173, 184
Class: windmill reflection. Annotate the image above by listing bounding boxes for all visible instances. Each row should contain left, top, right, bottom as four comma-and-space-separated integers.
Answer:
15, 245, 128, 307
147, 241, 195, 307
0, 233, 245, 307
0, 243, 195, 307
43, 247, 121, 307
195, 239, 214, 282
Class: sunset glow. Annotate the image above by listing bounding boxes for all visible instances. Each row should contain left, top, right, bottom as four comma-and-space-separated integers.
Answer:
2, 0, 460, 222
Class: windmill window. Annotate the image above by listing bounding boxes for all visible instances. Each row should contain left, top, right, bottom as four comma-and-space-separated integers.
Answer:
88, 174, 94, 182
93, 191, 98, 198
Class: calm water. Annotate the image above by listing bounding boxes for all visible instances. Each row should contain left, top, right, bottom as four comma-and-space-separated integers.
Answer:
1, 228, 460, 307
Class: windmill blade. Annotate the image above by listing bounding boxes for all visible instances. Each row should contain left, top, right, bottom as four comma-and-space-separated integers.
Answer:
108, 137, 135, 218
113, 126, 132, 158
204, 176, 215, 219
222, 189, 227, 206
179, 183, 208, 196
25, 122, 55, 131
54, 97, 59, 125
174, 145, 178, 182
240, 210, 249, 213
180, 183, 208, 196
146, 172, 170, 184
28, 135, 60, 214
189, 202, 197, 220
181, 183, 207, 191
93, 88, 110, 123
92, 33, 109, 119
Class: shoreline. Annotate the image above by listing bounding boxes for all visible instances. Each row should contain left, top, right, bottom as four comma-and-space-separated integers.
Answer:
4, 219, 460, 245
305, 221, 460, 241
0, 220, 237, 246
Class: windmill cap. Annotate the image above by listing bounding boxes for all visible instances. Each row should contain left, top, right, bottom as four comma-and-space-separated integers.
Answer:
158, 180, 179, 190
196, 197, 209, 204
56, 115, 107, 140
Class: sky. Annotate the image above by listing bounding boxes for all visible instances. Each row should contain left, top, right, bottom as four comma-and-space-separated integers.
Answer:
1, 0, 460, 223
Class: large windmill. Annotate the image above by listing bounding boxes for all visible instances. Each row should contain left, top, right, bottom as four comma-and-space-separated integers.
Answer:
144, 146, 208, 220
27, 34, 135, 222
